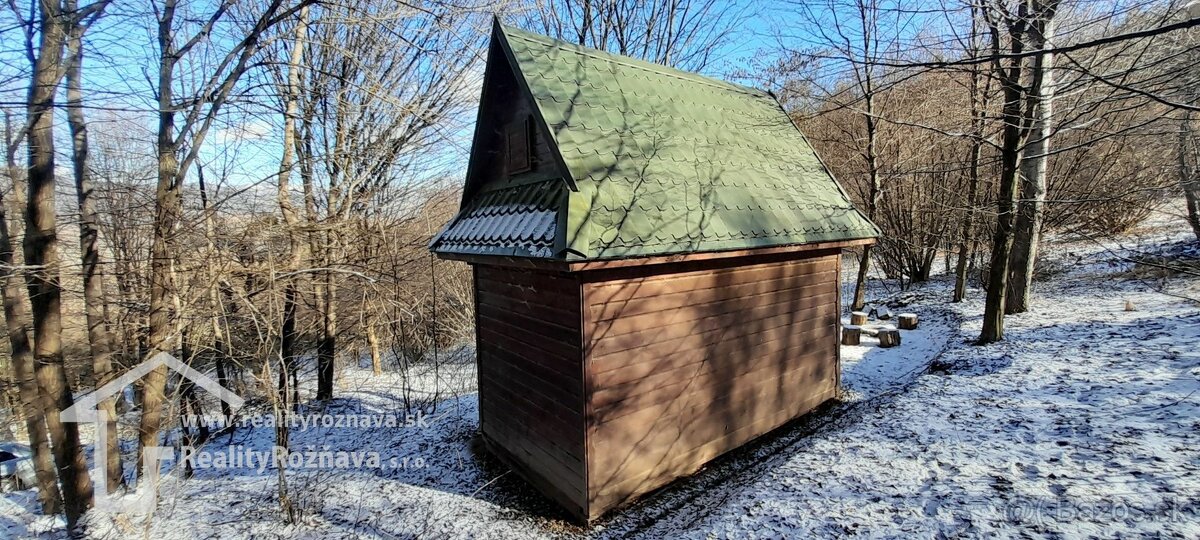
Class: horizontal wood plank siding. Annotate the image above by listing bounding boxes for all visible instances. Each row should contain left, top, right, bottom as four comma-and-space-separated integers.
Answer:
582, 252, 841, 518
474, 265, 587, 518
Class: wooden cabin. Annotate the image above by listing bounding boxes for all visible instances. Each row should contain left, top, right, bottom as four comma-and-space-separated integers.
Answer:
429, 22, 879, 522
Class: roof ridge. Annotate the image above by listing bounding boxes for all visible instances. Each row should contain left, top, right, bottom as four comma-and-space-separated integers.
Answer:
499, 24, 766, 98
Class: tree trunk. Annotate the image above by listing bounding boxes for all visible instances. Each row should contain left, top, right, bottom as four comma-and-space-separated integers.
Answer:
177, 331, 205, 468
277, 6, 309, 411
1182, 111, 1200, 241
979, 131, 1021, 344
366, 301, 382, 376
954, 139, 982, 302
316, 257, 336, 400
916, 250, 934, 282
139, 45, 184, 480
309, 222, 336, 401
264, 352, 295, 522
6, 291, 61, 515
955, 7, 992, 304
976, 0, 1061, 344
1007, 16, 1055, 315
24, 0, 93, 523
280, 283, 297, 412
66, 25, 122, 492
197, 166, 233, 419
2, 116, 62, 515
978, 9, 1030, 345
311, 145, 335, 401
137, 179, 178, 471
850, 92, 881, 311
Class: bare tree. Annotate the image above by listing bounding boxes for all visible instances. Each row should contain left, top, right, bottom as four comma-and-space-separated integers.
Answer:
276, 5, 308, 413
1184, 112, 1200, 239
526, 0, 743, 71
953, 5, 995, 303
1176, 6, 1200, 239
1006, 1, 1058, 314
138, 0, 311, 474
64, 1, 121, 491
286, 0, 487, 398
978, 0, 1059, 344
845, 0, 883, 310
2, 113, 61, 516
774, 0, 909, 309
19, 0, 120, 523
196, 163, 235, 419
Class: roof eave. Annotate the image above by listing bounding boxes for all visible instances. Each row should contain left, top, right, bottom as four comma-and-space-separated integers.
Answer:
433, 237, 875, 272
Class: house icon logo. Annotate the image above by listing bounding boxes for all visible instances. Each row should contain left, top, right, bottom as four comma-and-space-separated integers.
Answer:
61, 351, 244, 513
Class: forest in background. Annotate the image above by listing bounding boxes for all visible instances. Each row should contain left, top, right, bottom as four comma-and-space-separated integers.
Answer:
0, 0, 1197, 530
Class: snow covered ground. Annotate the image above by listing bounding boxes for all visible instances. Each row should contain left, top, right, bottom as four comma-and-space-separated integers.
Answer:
3, 211, 1198, 539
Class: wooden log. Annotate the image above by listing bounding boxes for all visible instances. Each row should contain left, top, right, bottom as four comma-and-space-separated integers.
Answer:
841, 324, 861, 345
850, 311, 868, 326
876, 306, 893, 320
878, 327, 901, 348
898, 313, 918, 330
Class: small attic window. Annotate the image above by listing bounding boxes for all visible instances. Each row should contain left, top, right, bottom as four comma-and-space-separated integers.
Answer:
505, 116, 532, 174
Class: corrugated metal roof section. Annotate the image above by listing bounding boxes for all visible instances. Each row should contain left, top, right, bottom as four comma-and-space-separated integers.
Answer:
500, 25, 879, 260
432, 180, 564, 258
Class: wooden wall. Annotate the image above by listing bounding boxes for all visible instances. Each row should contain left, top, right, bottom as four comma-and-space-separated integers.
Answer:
579, 250, 841, 518
473, 249, 843, 522
473, 264, 587, 518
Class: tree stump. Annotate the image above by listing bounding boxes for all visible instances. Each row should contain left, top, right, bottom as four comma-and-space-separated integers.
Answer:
841, 325, 861, 345
878, 326, 901, 348
898, 313, 918, 330
876, 306, 893, 320
850, 311, 869, 326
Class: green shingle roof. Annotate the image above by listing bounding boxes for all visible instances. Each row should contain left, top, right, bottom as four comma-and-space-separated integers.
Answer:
430, 23, 878, 261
